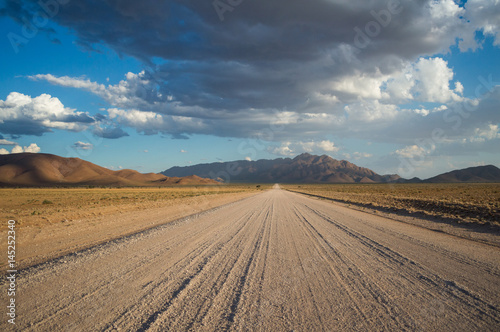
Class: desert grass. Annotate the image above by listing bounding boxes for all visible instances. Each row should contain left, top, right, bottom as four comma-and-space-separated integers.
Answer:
283, 183, 500, 226
0, 184, 270, 229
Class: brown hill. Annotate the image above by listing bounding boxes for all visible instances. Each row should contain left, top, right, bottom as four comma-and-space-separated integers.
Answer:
0, 153, 218, 187
425, 165, 500, 183
114, 169, 166, 182
153, 175, 219, 185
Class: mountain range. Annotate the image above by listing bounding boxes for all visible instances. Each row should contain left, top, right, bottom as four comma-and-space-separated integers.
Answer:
163, 153, 400, 183
1, 152, 498, 187
0, 153, 218, 187
163, 153, 500, 184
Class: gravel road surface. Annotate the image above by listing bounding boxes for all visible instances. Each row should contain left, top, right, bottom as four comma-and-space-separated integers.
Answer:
2, 186, 499, 331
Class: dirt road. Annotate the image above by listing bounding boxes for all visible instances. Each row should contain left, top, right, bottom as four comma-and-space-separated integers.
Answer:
2, 186, 499, 331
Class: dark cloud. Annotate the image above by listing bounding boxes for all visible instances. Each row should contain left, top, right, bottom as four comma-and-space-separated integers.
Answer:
93, 113, 107, 122
4, 0, 499, 163
171, 133, 190, 140
0, 119, 50, 136
3, 0, 475, 113
92, 125, 129, 139
58, 113, 95, 124
1, 0, 65, 47
72, 141, 93, 150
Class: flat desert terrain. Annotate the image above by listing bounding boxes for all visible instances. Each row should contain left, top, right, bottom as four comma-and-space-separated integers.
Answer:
284, 183, 500, 226
1, 185, 499, 331
0, 185, 265, 269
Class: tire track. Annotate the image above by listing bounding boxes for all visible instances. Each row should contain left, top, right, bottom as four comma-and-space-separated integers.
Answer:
290, 204, 414, 330
303, 203, 500, 322
293, 194, 500, 330
112, 205, 260, 331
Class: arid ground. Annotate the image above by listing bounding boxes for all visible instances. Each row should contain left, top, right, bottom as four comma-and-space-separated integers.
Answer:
1, 185, 499, 331
0, 185, 267, 270
284, 183, 500, 225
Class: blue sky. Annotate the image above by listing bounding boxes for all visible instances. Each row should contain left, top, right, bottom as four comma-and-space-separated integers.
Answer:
0, 0, 499, 178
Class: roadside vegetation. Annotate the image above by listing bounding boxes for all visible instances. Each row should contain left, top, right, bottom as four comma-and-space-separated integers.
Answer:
283, 183, 500, 226
0, 184, 271, 229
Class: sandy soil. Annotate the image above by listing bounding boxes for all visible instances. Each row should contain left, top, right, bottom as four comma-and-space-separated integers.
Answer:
1, 186, 499, 331
283, 183, 500, 227
0, 189, 258, 270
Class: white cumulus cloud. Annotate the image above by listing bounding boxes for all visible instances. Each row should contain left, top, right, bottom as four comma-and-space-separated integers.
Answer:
269, 140, 339, 156
395, 144, 433, 159
413, 57, 463, 103
30, 71, 163, 112
0, 92, 94, 135
461, 0, 500, 50
0, 143, 41, 155
467, 124, 500, 143
315, 140, 339, 153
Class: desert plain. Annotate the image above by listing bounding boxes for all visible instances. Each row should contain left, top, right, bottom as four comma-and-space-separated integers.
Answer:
0, 185, 267, 270
0, 183, 499, 331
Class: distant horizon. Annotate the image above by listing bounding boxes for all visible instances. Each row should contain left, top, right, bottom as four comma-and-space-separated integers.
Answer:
159, 152, 500, 181
3, 151, 499, 183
